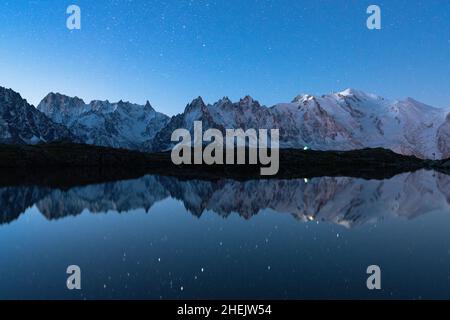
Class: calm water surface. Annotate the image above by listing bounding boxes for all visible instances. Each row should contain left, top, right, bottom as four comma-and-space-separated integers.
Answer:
0, 169, 449, 299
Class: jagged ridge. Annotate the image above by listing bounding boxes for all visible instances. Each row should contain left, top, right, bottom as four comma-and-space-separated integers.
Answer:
1, 85, 449, 159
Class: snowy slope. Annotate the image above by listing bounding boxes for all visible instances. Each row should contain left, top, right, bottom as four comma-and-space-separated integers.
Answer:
38, 93, 170, 151
153, 89, 450, 159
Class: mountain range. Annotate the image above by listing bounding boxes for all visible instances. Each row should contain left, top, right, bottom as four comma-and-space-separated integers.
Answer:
0, 85, 449, 159
37, 92, 170, 150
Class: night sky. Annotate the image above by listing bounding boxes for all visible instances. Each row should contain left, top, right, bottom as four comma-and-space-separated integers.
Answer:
0, 0, 448, 115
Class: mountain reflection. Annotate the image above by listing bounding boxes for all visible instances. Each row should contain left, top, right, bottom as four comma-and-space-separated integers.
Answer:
0, 170, 449, 228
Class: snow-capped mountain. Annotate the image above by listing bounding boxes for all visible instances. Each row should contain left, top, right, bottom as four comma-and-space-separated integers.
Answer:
1, 85, 448, 159
153, 89, 450, 159
0, 87, 76, 144
38, 92, 170, 151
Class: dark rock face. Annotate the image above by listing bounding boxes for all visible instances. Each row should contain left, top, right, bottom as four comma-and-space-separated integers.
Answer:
0, 87, 76, 145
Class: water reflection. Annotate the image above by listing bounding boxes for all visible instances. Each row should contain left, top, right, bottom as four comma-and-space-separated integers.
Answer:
1, 169, 450, 299
1, 169, 449, 228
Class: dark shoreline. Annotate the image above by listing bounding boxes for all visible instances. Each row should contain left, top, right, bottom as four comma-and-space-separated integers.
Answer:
0, 142, 448, 188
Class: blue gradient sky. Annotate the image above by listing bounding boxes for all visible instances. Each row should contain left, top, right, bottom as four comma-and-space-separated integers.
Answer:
0, 0, 448, 115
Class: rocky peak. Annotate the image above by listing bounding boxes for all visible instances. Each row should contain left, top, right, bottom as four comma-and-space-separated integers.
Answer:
218, 96, 232, 104
38, 92, 87, 118
213, 96, 233, 109
89, 100, 111, 112
239, 95, 260, 108
0, 86, 23, 105
0, 87, 76, 144
144, 100, 154, 112
41, 92, 85, 106
292, 94, 314, 103
185, 96, 207, 113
